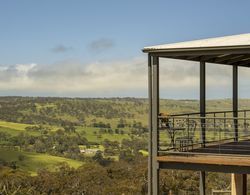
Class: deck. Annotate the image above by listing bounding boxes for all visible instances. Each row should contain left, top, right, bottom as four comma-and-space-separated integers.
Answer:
158, 139, 250, 174
193, 139, 250, 155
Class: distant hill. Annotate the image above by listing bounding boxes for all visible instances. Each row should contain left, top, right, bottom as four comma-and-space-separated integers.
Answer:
0, 97, 249, 126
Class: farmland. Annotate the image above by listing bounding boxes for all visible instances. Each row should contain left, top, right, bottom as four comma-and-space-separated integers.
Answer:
0, 147, 83, 175
0, 97, 248, 194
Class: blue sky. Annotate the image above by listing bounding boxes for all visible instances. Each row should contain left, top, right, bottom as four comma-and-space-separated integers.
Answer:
1, 1, 250, 98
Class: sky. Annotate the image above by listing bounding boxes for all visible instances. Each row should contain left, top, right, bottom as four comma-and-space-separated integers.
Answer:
1, 0, 250, 99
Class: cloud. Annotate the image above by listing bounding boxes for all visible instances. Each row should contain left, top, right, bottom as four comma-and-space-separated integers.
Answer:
159, 58, 233, 88
0, 58, 250, 98
52, 44, 73, 53
88, 38, 115, 53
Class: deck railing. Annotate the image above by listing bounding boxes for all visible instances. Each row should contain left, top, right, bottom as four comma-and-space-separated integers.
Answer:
158, 110, 250, 155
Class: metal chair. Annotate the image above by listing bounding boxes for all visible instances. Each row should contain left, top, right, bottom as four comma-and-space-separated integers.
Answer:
175, 120, 197, 152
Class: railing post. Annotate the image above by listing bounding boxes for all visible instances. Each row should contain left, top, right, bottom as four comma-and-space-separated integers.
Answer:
200, 61, 206, 147
233, 65, 238, 141
213, 113, 216, 129
244, 110, 246, 132
224, 112, 226, 132
213, 113, 216, 141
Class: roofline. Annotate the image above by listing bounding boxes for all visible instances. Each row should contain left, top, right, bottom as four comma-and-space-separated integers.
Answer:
142, 45, 250, 54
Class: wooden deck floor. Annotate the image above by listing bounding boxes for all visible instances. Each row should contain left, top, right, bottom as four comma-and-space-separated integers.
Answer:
158, 140, 250, 169
193, 139, 250, 155
157, 153, 250, 167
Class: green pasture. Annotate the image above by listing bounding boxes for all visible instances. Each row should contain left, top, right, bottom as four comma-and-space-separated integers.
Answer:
0, 126, 40, 137
76, 126, 130, 143
0, 121, 32, 131
0, 148, 83, 175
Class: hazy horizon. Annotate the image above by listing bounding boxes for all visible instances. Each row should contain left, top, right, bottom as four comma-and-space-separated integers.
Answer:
0, 95, 249, 101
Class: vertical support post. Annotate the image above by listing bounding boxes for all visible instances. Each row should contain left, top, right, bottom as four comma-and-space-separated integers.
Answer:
231, 174, 247, 195
200, 61, 206, 146
200, 172, 206, 195
233, 65, 238, 141
148, 54, 153, 195
200, 61, 206, 195
243, 174, 247, 195
152, 56, 159, 195
231, 66, 247, 195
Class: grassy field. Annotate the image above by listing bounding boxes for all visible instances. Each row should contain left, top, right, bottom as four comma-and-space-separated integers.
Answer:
0, 148, 83, 175
0, 122, 40, 136
0, 120, 62, 137
0, 119, 131, 144
0, 121, 32, 131
76, 126, 130, 143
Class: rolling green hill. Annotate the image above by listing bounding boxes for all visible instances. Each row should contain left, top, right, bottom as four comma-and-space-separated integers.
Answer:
0, 148, 83, 175
1, 97, 250, 176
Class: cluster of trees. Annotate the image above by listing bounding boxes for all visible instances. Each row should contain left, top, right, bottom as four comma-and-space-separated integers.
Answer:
1, 130, 88, 160
0, 97, 150, 127
92, 121, 111, 128
0, 158, 236, 194
98, 128, 125, 135
0, 160, 147, 194
101, 138, 147, 162
1, 128, 148, 163
93, 120, 147, 137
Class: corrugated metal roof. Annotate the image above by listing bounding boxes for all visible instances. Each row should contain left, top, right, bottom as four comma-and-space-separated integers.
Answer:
143, 33, 250, 52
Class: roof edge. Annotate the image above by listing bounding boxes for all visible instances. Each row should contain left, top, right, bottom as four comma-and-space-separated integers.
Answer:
142, 45, 250, 54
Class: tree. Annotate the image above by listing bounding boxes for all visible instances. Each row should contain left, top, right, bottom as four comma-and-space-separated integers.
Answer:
34, 140, 46, 153
92, 150, 103, 163
18, 154, 25, 161
115, 129, 119, 134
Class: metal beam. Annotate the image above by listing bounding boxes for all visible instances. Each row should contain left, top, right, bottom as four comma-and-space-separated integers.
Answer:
159, 162, 250, 174
233, 65, 238, 142
200, 55, 218, 61
186, 55, 202, 60
161, 55, 217, 62
241, 63, 250, 68
154, 55, 250, 68
200, 61, 206, 195
152, 56, 159, 195
234, 58, 250, 66
148, 54, 153, 195
149, 47, 250, 57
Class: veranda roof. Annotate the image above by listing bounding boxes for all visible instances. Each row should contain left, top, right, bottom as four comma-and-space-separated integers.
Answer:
143, 33, 250, 67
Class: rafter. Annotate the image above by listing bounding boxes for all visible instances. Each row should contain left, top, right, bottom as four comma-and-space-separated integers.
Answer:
200, 55, 218, 62
185, 55, 201, 60
227, 55, 250, 65
234, 58, 250, 66
213, 54, 234, 63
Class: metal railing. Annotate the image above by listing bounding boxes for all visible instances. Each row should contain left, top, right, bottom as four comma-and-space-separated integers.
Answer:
158, 110, 250, 155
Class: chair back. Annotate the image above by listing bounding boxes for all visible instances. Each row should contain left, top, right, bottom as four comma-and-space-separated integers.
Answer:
186, 119, 197, 138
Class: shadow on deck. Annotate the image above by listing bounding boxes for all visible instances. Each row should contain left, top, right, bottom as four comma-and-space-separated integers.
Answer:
157, 139, 250, 173
193, 139, 250, 155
